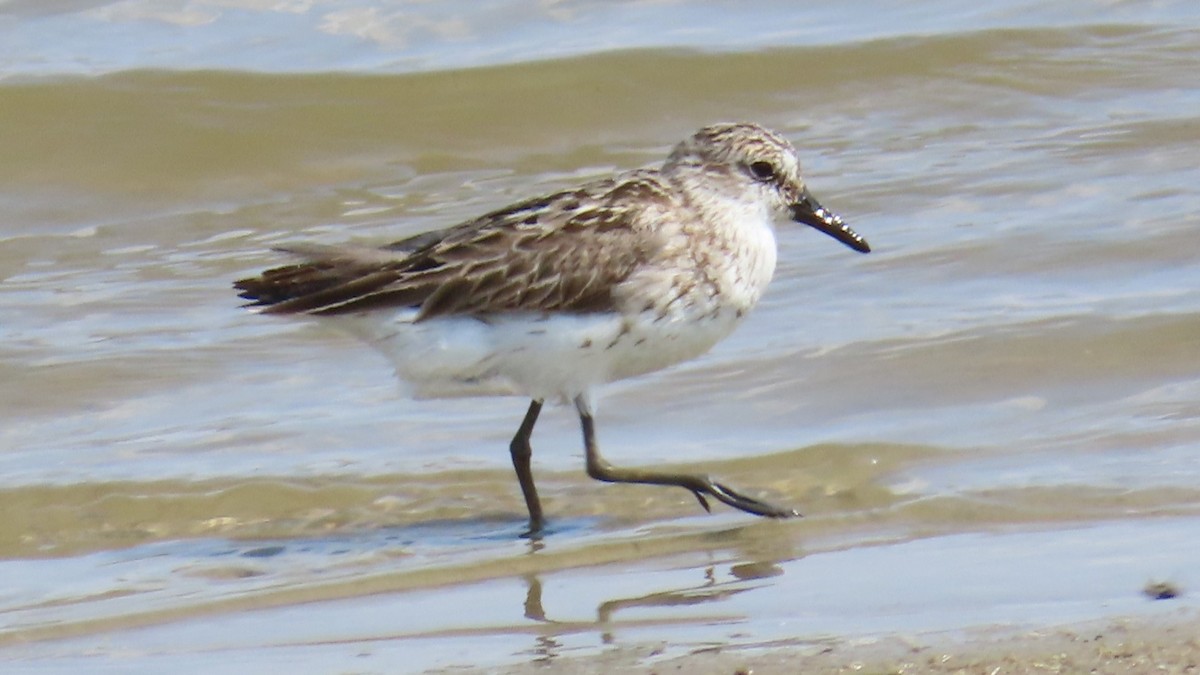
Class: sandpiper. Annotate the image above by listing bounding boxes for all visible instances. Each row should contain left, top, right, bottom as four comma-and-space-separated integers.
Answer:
235, 122, 869, 532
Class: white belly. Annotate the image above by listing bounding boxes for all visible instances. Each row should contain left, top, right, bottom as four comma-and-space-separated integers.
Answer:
333, 307, 745, 402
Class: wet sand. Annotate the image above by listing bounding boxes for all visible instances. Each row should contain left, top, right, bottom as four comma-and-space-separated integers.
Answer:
475, 610, 1200, 674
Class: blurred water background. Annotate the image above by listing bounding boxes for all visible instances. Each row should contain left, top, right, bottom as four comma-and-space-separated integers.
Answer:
1, 1, 1199, 672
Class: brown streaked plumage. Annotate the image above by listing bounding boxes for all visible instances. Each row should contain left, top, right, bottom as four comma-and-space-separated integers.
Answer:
235, 173, 672, 319
235, 122, 870, 534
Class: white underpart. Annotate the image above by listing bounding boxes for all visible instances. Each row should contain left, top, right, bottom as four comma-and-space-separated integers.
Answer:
339, 309, 727, 402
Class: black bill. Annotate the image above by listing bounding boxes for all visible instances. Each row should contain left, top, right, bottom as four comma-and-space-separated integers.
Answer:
790, 190, 870, 253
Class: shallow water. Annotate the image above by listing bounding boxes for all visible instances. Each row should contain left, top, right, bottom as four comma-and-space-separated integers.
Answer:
2, 1, 1200, 672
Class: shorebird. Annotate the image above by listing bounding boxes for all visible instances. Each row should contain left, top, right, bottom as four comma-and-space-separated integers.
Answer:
235, 122, 870, 533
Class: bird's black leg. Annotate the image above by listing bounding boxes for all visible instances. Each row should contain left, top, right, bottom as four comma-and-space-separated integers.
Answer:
510, 399, 545, 533
574, 395, 799, 519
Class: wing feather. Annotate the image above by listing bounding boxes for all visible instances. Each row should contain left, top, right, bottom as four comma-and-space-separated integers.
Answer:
233, 172, 673, 319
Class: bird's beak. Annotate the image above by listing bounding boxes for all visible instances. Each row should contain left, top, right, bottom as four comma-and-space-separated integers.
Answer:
790, 190, 870, 253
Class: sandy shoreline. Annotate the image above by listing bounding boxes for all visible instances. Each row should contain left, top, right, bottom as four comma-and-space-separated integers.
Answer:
466, 608, 1199, 674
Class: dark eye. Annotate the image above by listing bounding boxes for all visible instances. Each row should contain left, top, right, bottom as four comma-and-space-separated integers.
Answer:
748, 160, 776, 182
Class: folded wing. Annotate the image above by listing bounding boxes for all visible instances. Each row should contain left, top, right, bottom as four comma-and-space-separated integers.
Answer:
234, 178, 668, 320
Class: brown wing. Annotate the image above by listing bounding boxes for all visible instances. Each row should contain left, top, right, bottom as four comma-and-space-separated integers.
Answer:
233, 173, 672, 319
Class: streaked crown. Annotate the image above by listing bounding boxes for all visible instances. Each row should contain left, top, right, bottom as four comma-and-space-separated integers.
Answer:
664, 122, 806, 218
